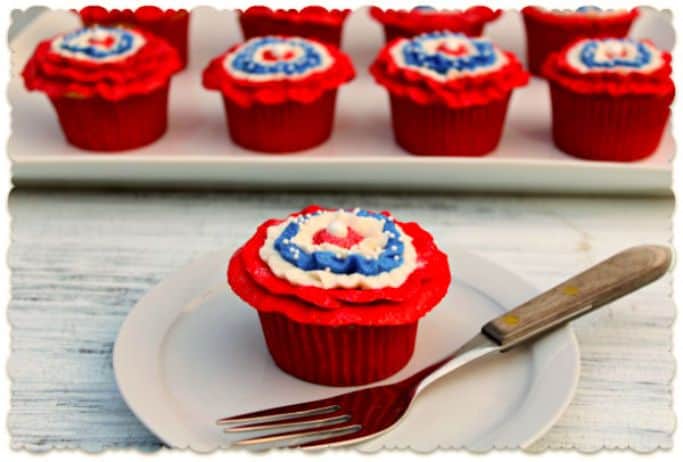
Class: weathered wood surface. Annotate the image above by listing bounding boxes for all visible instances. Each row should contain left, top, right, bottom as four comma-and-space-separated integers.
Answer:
7, 190, 674, 452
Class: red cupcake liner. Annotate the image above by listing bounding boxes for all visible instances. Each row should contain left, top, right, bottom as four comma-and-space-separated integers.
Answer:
222, 90, 337, 153
239, 16, 344, 47
49, 82, 170, 152
549, 82, 671, 162
370, 7, 501, 42
80, 6, 190, 69
258, 311, 418, 386
388, 93, 511, 156
381, 22, 485, 43
523, 12, 635, 76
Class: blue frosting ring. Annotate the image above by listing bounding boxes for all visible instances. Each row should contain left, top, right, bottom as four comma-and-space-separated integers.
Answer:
230, 36, 325, 77
579, 40, 652, 70
401, 31, 498, 76
59, 27, 136, 59
273, 210, 406, 276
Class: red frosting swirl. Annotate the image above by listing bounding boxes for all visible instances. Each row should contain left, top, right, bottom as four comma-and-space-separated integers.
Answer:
370, 38, 529, 108
202, 37, 355, 107
521, 6, 638, 30
542, 39, 675, 98
369, 6, 501, 35
227, 205, 451, 326
239, 5, 350, 26
79, 6, 189, 26
22, 28, 181, 101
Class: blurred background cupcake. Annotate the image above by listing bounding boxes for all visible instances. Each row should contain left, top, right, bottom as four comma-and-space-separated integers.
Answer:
202, 36, 355, 153
522, 6, 638, 75
370, 31, 528, 157
543, 37, 674, 162
370, 5, 501, 43
238, 6, 350, 47
22, 25, 181, 151
78, 5, 190, 69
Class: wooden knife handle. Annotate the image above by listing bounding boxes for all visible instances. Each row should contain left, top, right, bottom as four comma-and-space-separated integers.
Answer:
482, 245, 672, 350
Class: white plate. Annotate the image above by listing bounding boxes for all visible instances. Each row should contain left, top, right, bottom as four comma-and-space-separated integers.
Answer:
113, 245, 580, 452
9, 7, 674, 194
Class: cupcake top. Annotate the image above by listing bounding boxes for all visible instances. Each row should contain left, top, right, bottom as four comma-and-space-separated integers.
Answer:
202, 36, 354, 107
370, 5, 501, 35
370, 31, 528, 107
78, 5, 189, 26
239, 5, 350, 26
543, 38, 674, 96
522, 6, 638, 28
227, 205, 451, 325
22, 25, 181, 100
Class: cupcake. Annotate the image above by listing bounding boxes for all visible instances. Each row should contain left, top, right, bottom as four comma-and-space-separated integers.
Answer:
79, 6, 191, 69
543, 37, 674, 162
370, 6, 501, 43
370, 31, 528, 157
522, 6, 638, 75
202, 36, 354, 153
22, 26, 181, 151
227, 205, 451, 386
239, 6, 350, 47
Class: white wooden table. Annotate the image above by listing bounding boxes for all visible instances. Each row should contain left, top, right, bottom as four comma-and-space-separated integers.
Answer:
7, 190, 674, 452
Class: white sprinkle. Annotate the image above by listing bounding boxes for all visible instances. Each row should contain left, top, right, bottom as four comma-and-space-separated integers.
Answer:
324, 267, 331, 272
391, 245, 398, 251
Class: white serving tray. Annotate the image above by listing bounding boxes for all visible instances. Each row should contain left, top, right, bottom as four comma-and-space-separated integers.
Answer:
9, 7, 675, 194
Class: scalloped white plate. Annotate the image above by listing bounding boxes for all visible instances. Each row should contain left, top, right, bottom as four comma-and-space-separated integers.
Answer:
113, 245, 580, 452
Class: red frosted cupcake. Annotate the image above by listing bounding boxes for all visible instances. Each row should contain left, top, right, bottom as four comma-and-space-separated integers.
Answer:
202, 36, 354, 153
370, 31, 528, 157
228, 205, 451, 386
522, 6, 638, 75
543, 37, 674, 162
239, 6, 350, 47
79, 6, 190, 69
370, 6, 501, 42
22, 26, 181, 151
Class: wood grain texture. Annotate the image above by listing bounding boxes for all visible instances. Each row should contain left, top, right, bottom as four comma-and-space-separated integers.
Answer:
7, 190, 674, 452
483, 245, 672, 349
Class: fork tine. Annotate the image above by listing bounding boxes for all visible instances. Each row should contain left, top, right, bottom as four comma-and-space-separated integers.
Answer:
216, 403, 339, 425
225, 413, 350, 432
232, 423, 362, 447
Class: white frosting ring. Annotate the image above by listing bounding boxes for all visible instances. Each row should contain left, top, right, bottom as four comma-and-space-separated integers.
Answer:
566, 39, 664, 74
258, 210, 419, 290
51, 26, 146, 63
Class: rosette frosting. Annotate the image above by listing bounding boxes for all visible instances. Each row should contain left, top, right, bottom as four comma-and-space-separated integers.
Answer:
22, 25, 181, 101
202, 36, 355, 107
370, 6, 501, 35
228, 205, 451, 325
522, 6, 638, 29
370, 31, 528, 107
543, 38, 674, 97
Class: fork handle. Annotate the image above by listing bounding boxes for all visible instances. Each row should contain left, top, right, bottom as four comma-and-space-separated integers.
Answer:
482, 245, 672, 350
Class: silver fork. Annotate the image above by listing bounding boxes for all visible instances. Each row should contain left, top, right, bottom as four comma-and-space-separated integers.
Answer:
217, 245, 671, 450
